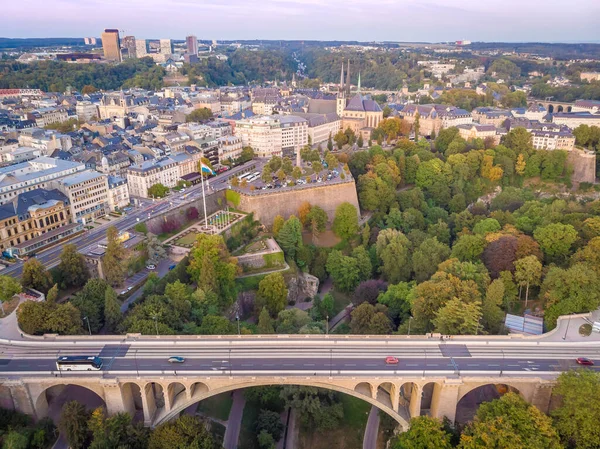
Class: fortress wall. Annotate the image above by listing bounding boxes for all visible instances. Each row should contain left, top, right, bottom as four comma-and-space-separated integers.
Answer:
568, 148, 596, 184
235, 180, 360, 227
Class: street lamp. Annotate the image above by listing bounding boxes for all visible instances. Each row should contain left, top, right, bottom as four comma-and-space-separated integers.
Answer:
408, 316, 413, 336
83, 316, 91, 335
326, 315, 329, 335
236, 314, 240, 335
562, 313, 574, 340
152, 315, 159, 336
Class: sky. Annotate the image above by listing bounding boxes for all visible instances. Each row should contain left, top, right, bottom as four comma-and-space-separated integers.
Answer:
3, 0, 600, 43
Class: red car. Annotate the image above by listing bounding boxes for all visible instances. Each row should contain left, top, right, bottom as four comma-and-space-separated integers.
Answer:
385, 356, 399, 365
576, 357, 594, 366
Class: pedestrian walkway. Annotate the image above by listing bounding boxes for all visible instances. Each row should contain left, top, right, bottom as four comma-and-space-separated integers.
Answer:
540, 309, 600, 342
223, 390, 246, 449
0, 298, 25, 339
363, 406, 380, 449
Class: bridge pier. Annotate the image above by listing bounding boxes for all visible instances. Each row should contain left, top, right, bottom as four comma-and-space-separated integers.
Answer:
141, 383, 158, 426
6, 382, 36, 418
102, 381, 128, 416
409, 384, 422, 418
531, 384, 553, 414
430, 380, 460, 423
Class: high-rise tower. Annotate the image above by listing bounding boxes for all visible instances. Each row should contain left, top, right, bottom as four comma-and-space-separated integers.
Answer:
101, 29, 121, 62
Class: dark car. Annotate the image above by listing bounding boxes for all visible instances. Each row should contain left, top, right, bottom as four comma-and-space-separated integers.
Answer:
168, 264, 177, 271
576, 357, 594, 366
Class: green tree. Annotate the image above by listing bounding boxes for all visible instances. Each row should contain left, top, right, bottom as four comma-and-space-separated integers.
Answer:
257, 430, 276, 449
256, 272, 288, 317
101, 226, 128, 287
276, 216, 303, 260
534, 223, 577, 261
482, 279, 506, 334
148, 415, 218, 449
326, 250, 360, 292
306, 205, 328, 239
451, 234, 486, 262
58, 244, 89, 288
412, 237, 451, 282
503, 127, 533, 154
391, 416, 453, 449
350, 303, 392, 334
473, 218, 501, 235
21, 258, 53, 294
185, 107, 213, 122
256, 409, 284, 441
103, 287, 121, 332
2, 430, 29, 449
352, 245, 373, 281
280, 386, 344, 431
459, 393, 561, 449
187, 233, 237, 309
551, 370, 600, 449
433, 297, 482, 335
0, 275, 22, 314
514, 255, 542, 307
291, 166, 302, 180
376, 229, 412, 283
59, 401, 90, 449
147, 183, 169, 198
198, 315, 236, 335
276, 309, 311, 334
46, 283, 59, 303
258, 307, 275, 333
146, 233, 166, 265
327, 133, 334, 152
17, 300, 81, 335
272, 215, 285, 237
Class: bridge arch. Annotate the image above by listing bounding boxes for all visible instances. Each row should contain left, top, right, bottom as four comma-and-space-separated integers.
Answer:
152, 379, 411, 431
34, 383, 106, 420
456, 383, 523, 424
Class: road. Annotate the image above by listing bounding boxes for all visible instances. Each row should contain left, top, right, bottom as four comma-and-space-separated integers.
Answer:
0, 337, 598, 378
1, 160, 260, 279
223, 390, 245, 449
363, 406, 379, 449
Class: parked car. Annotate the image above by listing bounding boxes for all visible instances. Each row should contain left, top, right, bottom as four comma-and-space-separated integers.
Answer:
168, 264, 177, 271
146, 264, 156, 270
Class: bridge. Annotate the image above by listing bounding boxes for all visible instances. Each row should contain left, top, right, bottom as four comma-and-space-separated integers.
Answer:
527, 99, 574, 114
1, 315, 598, 431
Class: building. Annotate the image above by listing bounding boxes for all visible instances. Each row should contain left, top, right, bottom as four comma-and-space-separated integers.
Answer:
571, 100, 600, 114
121, 36, 136, 59
530, 128, 576, 151
234, 115, 283, 158
84, 37, 97, 45
50, 170, 110, 224
0, 157, 85, 205
126, 158, 180, 198
31, 107, 68, 127
336, 62, 383, 138
472, 107, 512, 127
160, 39, 173, 55
135, 39, 148, 58
101, 29, 121, 62
186, 35, 198, 55
280, 115, 308, 157
18, 129, 72, 155
400, 104, 472, 137
552, 112, 600, 128
217, 135, 243, 163
0, 188, 81, 256
580, 72, 600, 82
456, 124, 500, 144
107, 176, 130, 210
511, 104, 547, 121
287, 112, 341, 146
76, 101, 99, 122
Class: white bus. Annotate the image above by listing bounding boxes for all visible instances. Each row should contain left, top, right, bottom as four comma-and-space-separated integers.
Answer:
56, 356, 103, 371
237, 172, 252, 182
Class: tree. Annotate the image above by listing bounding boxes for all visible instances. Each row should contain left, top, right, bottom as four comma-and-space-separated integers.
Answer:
514, 256, 542, 307
276, 216, 303, 260
451, 234, 486, 262
515, 153, 526, 176
2, 430, 29, 449
326, 250, 360, 292
256, 409, 284, 441
103, 287, 121, 332
482, 279, 506, 333
352, 245, 373, 281
357, 134, 364, 148
551, 370, 600, 449
292, 166, 302, 180
352, 280, 388, 306
185, 107, 213, 122
482, 236, 518, 279
534, 223, 577, 261
59, 401, 90, 449
0, 275, 22, 313
102, 226, 128, 287
276, 309, 311, 334
46, 283, 58, 303
198, 315, 236, 335
148, 415, 218, 449
17, 300, 81, 335
350, 303, 392, 334
298, 202, 312, 226
258, 307, 275, 333
376, 229, 412, 283
88, 408, 149, 449
261, 166, 273, 183
473, 218, 501, 235
306, 205, 328, 238
147, 183, 169, 198
256, 272, 288, 317
377, 281, 413, 322
146, 233, 166, 265
433, 297, 482, 335
58, 244, 89, 288
414, 112, 420, 138
21, 258, 53, 294
391, 416, 453, 449
327, 133, 334, 152
412, 238, 451, 282
257, 430, 276, 449
272, 215, 285, 237
188, 234, 237, 309
280, 386, 344, 431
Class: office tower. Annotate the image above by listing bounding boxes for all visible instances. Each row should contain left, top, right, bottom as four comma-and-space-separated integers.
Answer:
121, 35, 136, 59
186, 35, 198, 55
135, 39, 148, 57
101, 29, 121, 62
160, 39, 173, 55
84, 37, 97, 45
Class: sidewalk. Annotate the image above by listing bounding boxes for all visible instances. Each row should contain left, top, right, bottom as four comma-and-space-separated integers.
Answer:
223, 390, 245, 449
0, 298, 25, 340
539, 309, 600, 342
363, 406, 380, 449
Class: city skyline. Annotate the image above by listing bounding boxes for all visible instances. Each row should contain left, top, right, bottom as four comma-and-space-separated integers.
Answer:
2, 0, 600, 43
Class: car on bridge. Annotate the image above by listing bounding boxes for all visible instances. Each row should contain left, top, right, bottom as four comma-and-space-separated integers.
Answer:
168, 356, 185, 363
576, 357, 594, 366
385, 356, 399, 365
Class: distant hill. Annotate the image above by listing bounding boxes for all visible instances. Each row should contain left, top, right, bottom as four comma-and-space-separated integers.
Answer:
0, 37, 88, 50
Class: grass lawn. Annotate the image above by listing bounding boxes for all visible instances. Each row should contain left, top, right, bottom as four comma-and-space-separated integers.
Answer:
331, 290, 352, 315
0, 297, 20, 318
298, 395, 371, 449
196, 392, 233, 421
238, 398, 260, 449
175, 231, 200, 247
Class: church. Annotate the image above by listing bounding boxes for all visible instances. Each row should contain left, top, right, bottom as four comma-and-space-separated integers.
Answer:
336, 61, 384, 140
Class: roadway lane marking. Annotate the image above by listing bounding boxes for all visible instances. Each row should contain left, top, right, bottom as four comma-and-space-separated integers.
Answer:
406, 364, 418, 367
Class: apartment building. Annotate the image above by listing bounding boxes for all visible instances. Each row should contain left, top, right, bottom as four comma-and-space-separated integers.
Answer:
31, 107, 69, 127
552, 112, 600, 128
456, 124, 500, 144
531, 128, 576, 151
571, 100, 600, 114
126, 158, 180, 198
235, 115, 283, 158
0, 188, 80, 256
76, 101, 99, 121
280, 115, 308, 157
400, 104, 472, 136
107, 176, 130, 210
218, 135, 243, 163
50, 170, 110, 224
18, 128, 72, 155
472, 107, 512, 127
0, 157, 85, 205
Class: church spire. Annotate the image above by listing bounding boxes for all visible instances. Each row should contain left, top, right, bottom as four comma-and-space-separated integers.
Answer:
339, 63, 345, 94
345, 59, 351, 96
357, 72, 361, 93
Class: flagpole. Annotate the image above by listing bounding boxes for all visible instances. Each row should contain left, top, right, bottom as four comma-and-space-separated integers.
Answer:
201, 169, 209, 229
